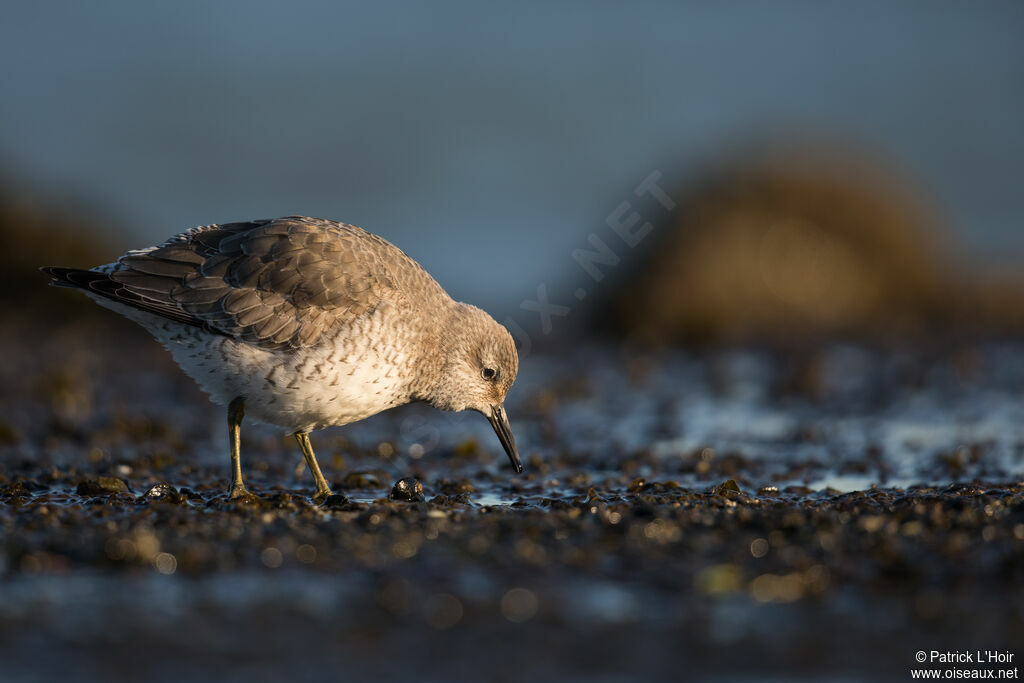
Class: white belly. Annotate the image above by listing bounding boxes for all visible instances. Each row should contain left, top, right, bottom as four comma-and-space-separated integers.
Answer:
93, 297, 411, 432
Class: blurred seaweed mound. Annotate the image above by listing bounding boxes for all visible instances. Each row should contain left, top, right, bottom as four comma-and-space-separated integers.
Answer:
0, 173, 122, 321
597, 148, 1024, 346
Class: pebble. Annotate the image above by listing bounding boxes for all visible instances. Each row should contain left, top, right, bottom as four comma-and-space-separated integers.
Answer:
141, 483, 187, 504
391, 477, 425, 502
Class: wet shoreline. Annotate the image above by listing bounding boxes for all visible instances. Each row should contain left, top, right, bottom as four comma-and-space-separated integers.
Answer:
1, 323, 1022, 680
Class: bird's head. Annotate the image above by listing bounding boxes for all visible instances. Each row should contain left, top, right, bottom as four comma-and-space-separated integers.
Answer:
428, 303, 522, 473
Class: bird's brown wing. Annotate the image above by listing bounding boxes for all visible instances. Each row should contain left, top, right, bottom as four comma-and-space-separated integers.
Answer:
72, 216, 440, 350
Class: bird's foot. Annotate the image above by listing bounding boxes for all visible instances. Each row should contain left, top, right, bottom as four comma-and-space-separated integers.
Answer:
228, 484, 259, 504
311, 487, 333, 505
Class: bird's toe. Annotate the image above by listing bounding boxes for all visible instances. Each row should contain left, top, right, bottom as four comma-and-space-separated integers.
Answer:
311, 487, 333, 505
228, 485, 260, 504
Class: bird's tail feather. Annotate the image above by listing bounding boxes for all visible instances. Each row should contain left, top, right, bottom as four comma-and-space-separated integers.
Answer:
40, 265, 208, 330
41, 266, 99, 289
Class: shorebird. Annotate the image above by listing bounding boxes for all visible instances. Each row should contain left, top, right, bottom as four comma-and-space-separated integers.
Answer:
42, 216, 521, 502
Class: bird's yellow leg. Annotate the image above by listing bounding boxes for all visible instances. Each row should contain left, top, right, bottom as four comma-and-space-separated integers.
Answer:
294, 432, 332, 502
228, 397, 252, 499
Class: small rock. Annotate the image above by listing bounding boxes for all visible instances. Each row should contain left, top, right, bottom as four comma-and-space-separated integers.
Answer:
320, 493, 352, 509
391, 477, 424, 502
141, 483, 187, 504
0, 482, 31, 500
429, 492, 472, 506
715, 479, 742, 496
76, 477, 129, 496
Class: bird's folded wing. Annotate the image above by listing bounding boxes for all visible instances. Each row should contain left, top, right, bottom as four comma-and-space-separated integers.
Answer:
106, 216, 419, 350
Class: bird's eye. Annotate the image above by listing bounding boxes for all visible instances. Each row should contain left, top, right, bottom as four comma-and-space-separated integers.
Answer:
482, 367, 498, 381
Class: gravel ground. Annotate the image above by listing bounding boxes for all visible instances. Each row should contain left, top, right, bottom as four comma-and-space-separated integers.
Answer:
1, 319, 1022, 682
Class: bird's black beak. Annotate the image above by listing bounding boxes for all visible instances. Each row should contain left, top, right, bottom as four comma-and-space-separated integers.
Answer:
487, 404, 522, 473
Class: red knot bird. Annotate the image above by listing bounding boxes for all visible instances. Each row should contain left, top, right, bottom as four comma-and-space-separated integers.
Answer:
42, 216, 521, 502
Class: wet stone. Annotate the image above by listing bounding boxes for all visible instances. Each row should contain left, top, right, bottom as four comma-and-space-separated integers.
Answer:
140, 483, 187, 504
1, 482, 33, 500
320, 493, 353, 510
715, 479, 742, 496
429, 492, 472, 506
391, 477, 424, 502
178, 488, 204, 501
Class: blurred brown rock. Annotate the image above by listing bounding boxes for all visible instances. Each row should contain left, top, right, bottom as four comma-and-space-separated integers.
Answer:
598, 148, 1024, 345
0, 172, 123, 321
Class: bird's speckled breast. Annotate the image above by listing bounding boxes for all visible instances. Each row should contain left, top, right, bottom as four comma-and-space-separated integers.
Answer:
93, 297, 426, 432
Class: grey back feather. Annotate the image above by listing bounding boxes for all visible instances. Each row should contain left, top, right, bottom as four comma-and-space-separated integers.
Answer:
106, 216, 447, 350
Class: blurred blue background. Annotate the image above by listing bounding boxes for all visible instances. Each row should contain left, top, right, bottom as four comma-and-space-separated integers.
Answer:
2, 1, 1022, 315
